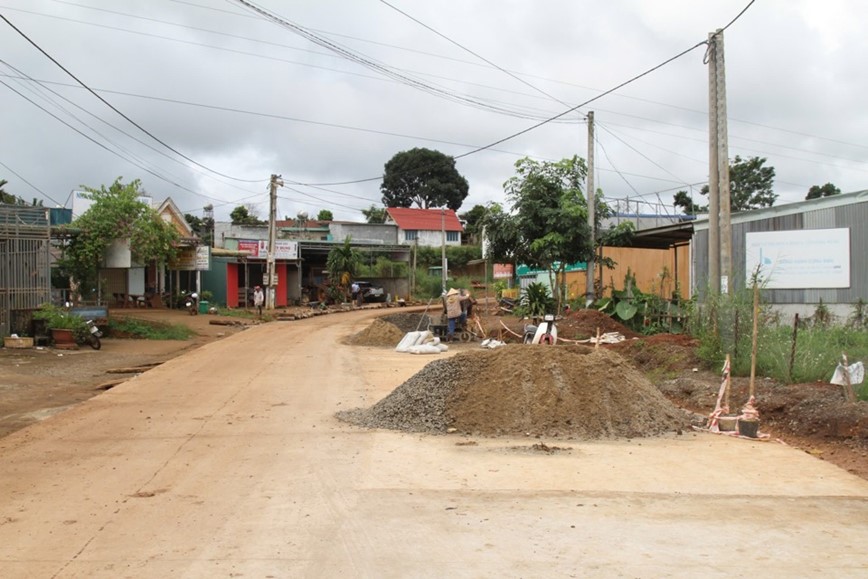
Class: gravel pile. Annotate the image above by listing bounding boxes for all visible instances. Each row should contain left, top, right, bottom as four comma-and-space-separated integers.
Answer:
337, 344, 691, 439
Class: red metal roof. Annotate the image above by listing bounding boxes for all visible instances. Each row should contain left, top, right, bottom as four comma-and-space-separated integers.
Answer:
386, 207, 463, 232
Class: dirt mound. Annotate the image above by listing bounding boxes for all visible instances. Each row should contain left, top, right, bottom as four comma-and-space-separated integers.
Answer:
380, 312, 434, 333
344, 318, 406, 347
338, 345, 691, 438
558, 309, 639, 340
606, 334, 700, 374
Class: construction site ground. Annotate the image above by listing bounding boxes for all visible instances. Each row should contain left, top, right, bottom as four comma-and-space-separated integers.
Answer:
0, 305, 865, 576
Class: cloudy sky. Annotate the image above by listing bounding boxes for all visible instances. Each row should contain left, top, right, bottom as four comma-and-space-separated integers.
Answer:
1, 0, 866, 223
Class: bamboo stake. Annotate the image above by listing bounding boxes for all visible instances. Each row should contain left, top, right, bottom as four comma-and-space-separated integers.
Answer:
748, 279, 760, 400
842, 352, 857, 403
724, 353, 731, 413
595, 327, 600, 349
788, 313, 799, 382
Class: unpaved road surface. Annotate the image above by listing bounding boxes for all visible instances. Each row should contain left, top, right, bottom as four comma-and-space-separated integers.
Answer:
0, 310, 866, 578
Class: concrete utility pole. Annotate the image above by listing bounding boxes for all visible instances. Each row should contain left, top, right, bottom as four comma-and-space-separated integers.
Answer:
266, 174, 283, 310
585, 111, 595, 305
707, 32, 720, 297
714, 29, 732, 295
440, 208, 447, 293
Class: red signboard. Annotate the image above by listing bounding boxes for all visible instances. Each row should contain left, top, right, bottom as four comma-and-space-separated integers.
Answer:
237, 239, 260, 257
493, 263, 514, 279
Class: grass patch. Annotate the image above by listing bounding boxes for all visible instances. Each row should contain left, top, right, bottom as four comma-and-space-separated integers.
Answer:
690, 289, 868, 395
108, 317, 196, 340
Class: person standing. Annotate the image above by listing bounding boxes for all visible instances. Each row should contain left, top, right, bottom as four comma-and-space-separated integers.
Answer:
351, 281, 360, 306
444, 288, 463, 342
253, 285, 265, 317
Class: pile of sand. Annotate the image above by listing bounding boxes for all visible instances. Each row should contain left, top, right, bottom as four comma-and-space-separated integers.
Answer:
343, 318, 406, 347
338, 344, 691, 439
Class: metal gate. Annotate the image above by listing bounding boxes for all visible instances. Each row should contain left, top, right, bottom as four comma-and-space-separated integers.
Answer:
0, 205, 51, 337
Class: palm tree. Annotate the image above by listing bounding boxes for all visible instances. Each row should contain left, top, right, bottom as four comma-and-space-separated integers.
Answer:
326, 237, 361, 292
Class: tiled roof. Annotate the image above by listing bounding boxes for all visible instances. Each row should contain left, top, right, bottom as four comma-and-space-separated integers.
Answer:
385, 207, 463, 232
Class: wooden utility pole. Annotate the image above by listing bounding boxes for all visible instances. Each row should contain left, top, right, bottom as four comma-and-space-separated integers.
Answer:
586, 111, 595, 305
266, 174, 282, 310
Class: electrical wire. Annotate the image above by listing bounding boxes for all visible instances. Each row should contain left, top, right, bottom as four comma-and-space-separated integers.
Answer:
0, 76, 222, 200
297, 38, 708, 187
0, 159, 61, 206
378, 0, 573, 109
0, 13, 266, 184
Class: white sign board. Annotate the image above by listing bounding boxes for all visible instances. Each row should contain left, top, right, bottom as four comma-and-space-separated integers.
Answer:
745, 228, 850, 289
195, 246, 210, 271
256, 240, 298, 260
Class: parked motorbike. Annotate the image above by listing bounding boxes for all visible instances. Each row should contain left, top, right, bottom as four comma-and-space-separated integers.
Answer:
523, 314, 558, 345
84, 319, 103, 350
185, 292, 199, 316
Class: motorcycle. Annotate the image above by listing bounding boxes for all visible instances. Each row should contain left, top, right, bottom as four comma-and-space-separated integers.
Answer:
523, 314, 558, 345
84, 319, 103, 350
185, 292, 199, 316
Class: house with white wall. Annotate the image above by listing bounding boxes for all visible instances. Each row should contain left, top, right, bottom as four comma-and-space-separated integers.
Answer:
385, 207, 463, 247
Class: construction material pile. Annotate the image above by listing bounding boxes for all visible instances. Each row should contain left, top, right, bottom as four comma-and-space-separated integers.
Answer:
337, 345, 691, 439
343, 318, 406, 347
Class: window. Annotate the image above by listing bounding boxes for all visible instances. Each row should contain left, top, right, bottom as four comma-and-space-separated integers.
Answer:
405, 230, 418, 241
446, 231, 459, 242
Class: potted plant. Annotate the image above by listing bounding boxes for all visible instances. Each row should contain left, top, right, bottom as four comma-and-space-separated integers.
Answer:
32, 304, 86, 349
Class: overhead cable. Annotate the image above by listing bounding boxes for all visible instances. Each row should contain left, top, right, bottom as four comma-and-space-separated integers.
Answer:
0, 13, 266, 184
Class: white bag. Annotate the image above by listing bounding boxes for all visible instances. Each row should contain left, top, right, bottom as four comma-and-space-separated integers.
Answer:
830, 361, 864, 386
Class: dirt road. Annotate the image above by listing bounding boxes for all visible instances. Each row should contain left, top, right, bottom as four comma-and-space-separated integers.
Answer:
0, 310, 866, 577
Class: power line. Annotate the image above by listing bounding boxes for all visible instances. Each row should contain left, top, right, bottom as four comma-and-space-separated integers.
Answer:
378, 0, 572, 109
0, 76, 221, 201
0, 159, 61, 206
297, 37, 709, 187
0, 13, 266, 184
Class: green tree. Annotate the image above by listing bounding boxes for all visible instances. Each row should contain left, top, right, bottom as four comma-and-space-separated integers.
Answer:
326, 237, 362, 292
687, 156, 777, 213
481, 156, 594, 311
361, 205, 387, 224
184, 213, 214, 246
380, 147, 469, 211
673, 190, 704, 215
317, 209, 334, 221
59, 178, 179, 298
0, 179, 42, 206
230, 204, 265, 225
459, 204, 486, 244
805, 182, 841, 200
0, 179, 13, 204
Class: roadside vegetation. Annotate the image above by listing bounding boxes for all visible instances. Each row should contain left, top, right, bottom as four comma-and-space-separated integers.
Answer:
108, 317, 195, 340
690, 290, 868, 397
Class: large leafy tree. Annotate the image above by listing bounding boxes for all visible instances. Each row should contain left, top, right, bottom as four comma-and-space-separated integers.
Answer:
380, 147, 469, 211
674, 155, 777, 214
230, 204, 265, 225
481, 157, 594, 310
317, 209, 334, 221
59, 178, 179, 296
361, 205, 387, 224
482, 157, 632, 307
459, 204, 486, 244
805, 182, 841, 200
184, 213, 214, 246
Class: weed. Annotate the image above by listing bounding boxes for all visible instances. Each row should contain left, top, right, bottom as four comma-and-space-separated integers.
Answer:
108, 318, 195, 340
